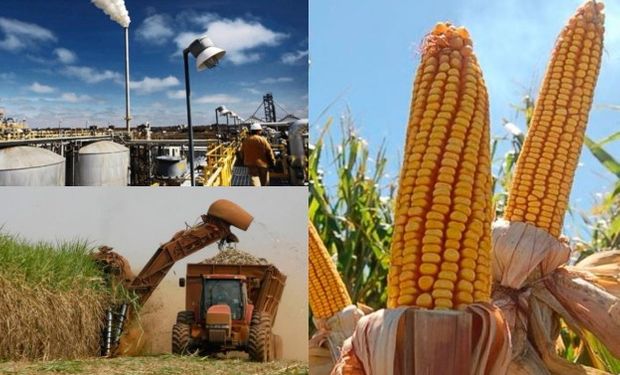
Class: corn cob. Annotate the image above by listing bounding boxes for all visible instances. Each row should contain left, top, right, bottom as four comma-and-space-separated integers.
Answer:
387, 23, 493, 310
504, 1, 605, 237
308, 221, 352, 319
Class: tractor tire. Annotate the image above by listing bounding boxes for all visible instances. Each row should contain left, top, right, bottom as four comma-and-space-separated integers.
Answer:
171, 323, 191, 355
248, 311, 273, 362
176, 310, 194, 325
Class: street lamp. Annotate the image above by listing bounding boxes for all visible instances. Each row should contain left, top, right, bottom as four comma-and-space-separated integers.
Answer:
183, 35, 225, 186
218, 109, 232, 137
220, 109, 231, 125
215, 105, 227, 126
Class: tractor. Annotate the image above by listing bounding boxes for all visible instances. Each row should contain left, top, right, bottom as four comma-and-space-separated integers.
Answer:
173, 263, 285, 361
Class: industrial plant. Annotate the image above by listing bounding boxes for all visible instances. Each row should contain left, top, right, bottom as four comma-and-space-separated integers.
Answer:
0, 94, 308, 186
0, 0, 308, 187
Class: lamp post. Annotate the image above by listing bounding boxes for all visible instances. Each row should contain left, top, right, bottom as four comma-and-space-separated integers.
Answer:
215, 106, 223, 126
215, 105, 228, 136
183, 36, 225, 186
220, 109, 231, 129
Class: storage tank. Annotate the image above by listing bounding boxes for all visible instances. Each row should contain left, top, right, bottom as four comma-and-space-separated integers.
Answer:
77, 141, 129, 186
155, 155, 187, 179
0, 146, 65, 186
288, 119, 308, 163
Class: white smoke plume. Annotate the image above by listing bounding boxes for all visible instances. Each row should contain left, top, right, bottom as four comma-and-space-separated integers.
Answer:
91, 0, 130, 28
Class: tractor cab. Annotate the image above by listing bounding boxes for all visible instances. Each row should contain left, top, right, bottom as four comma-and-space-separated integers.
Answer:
201, 275, 253, 346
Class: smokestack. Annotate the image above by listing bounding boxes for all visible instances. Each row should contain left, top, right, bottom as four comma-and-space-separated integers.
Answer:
124, 27, 131, 131
91, 0, 131, 131
91, 0, 130, 28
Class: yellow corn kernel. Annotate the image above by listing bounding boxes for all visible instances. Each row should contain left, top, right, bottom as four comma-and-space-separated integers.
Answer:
308, 221, 352, 319
504, 1, 605, 237
388, 22, 492, 310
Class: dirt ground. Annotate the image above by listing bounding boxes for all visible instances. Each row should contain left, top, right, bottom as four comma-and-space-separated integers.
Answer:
0, 355, 308, 375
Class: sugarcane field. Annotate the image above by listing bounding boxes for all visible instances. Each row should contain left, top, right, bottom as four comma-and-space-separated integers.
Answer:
0, 190, 308, 375
309, 0, 620, 374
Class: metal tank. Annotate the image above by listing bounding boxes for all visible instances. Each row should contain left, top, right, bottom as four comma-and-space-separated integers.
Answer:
0, 146, 65, 186
155, 155, 187, 179
77, 141, 129, 186
288, 119, 308, 162
287, 119, 309, 186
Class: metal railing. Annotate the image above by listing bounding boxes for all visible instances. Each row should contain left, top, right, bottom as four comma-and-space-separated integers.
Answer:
200, 141, 240, 186
0, 127, 113, 142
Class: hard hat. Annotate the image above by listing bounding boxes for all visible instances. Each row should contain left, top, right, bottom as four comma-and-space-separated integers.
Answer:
250, 123, 262, 131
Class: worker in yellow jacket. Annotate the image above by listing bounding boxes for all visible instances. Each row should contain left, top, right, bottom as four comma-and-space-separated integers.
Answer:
241, 123, 276, 186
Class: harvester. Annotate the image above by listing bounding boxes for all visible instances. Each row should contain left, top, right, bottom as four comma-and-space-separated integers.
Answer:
93, 199, 286, 362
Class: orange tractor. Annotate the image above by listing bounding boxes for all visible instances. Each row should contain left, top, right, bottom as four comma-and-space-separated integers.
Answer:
173, 263, 285, 361
93, 199, 286, 362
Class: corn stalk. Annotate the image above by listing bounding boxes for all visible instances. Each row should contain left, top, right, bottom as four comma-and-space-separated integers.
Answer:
308, 114, 395, 309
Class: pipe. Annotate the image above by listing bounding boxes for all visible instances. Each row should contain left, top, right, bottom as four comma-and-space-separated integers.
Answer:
112, 304, 128, 346
124, 27, 131, 133
104, 307, 113, 356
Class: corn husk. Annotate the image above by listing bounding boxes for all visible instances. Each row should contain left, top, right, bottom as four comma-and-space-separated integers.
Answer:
568, 250, 620, 298
330, 305, 511, 375
310, 346, 336, 375
491, 219, 620, 374
309, 304, 366, 375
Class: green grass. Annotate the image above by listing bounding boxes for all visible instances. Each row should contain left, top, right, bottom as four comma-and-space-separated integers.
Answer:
0, 355, 309, 375
0, 233, 104, 292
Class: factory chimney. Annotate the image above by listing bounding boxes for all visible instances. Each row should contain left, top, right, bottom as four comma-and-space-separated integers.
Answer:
91, 0, 131, 131
124, 27, 130, 132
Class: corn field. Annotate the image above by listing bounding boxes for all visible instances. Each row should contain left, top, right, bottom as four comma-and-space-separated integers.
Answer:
308, 115, 395, 309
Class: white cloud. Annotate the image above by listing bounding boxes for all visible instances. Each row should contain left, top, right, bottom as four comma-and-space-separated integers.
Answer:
183, 12, 218, 27
174, 17, 288, 65
62, 66, 122, 84
0, 17, 56, 52
174, 32, 199, 52
136, 14, 174, 45
29, 82, 55, 94
260, 77, 293, 84
167, 90, 186, 99
54, 48, 77, 64
130, 76, 180, 94
195, 94, 241, 104
60, 92, 93, 103
243, 87, 262, 95
281, 50, 308, 65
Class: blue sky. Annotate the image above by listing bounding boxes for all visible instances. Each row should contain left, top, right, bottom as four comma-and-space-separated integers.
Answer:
310, 0, 620, 237
0, 0, 308, 127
